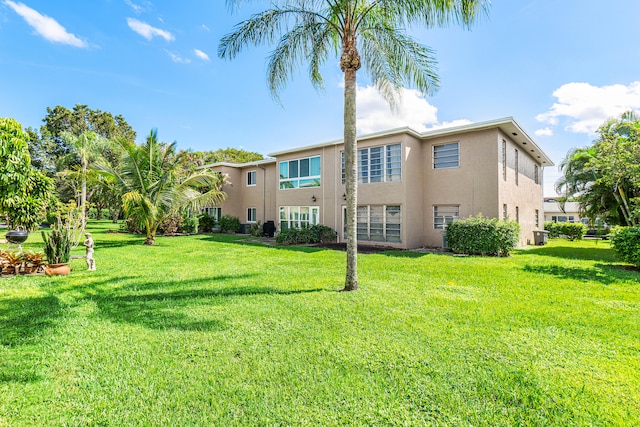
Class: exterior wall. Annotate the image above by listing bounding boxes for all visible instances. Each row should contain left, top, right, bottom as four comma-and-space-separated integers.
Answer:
498, 131, 544, 245
205, 120, 549, 249
208, 162, 277, 224
422, 129, 501, 247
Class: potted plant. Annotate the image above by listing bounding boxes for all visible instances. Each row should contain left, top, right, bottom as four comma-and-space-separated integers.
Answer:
42, 216, 73, 276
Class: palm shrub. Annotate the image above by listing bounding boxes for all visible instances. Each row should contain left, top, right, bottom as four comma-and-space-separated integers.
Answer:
446, 215, 520, 257
42, 216, 73, 264
610, 225, 640, 267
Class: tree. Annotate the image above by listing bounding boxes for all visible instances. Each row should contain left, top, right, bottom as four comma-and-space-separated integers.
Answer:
219, 0, 489, 291
556, 111, 640, 226
177, 148, 264, 178
97, 130, 227, 245
0, 118, 54, 231
59, 131, 109, 230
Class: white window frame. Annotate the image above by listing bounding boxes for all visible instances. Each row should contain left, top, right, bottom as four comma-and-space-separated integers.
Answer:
341, 143, 402, 185
433, 142, 460, 169
279, 156, 321, 190
434, 205, 459, 230
348, 205, 401, 243
279, 206, 320, 229
247, 170, 257, 187
247, 207, 257, 223
201, 207, 221, 222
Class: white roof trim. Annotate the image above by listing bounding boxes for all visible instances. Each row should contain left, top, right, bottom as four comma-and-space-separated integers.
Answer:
198, 158, 276, 170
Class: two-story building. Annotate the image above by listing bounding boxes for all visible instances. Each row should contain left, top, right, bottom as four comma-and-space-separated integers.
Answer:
202, 117, 553, 249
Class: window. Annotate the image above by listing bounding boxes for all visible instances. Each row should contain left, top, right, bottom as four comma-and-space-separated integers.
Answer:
433, 142, 459, 169
534, 165, 539, 185
201, 207, 221, 222
503, 204, 507, 220
247, 207, 257, 223
551, 215, 574, 223
353, 205, 401, 243
535, 209, 539, 228
279, 156, 321, 189
434, 205, 459, 230
342, 143, 401, 184
247, 170, 256, 186
515, 149, 519, 185
279, 206, 319, 229
502, 140, 507, 181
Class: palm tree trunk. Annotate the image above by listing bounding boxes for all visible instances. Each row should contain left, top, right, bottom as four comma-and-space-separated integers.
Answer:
81, 158, 87, 231
341, 41, 361, 291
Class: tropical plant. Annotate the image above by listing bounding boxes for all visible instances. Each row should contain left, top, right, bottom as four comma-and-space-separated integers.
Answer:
42, 216, 74, 265
0, 117, 54, 231
59, 131, 109, 230
219, 0, 489, 290
97, 130, 227, 245
556, 111, 640, 226
198, 213, 216, 232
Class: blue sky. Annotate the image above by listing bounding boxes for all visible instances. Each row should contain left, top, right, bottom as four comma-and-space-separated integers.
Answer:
1, 1, 639, 196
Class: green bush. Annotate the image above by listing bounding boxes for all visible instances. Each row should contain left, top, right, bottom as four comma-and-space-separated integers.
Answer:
181, 216, 199, 234
445, 215, 520, 257
276, 225, 336, 245
158, 213, 182, 235
610, 225, 640, 267
249, 221, 263, 237
198, 213, 216, 232
219, 215, 241, 233
544, 221, 586, 240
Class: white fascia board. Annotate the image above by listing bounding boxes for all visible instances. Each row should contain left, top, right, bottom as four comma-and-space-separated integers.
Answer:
197, 158, 276, 170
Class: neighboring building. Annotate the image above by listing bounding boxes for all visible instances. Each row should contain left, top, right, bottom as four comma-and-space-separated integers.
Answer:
543, 198, 586, 224
203, 117, 553, 249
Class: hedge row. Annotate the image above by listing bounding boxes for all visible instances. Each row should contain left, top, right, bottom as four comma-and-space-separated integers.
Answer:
446, 215, 520, 257
544, 221, 586, 240
610, 225, 640, 267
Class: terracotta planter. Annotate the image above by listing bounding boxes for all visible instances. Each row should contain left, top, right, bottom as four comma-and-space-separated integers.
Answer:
44, 263, 71, 276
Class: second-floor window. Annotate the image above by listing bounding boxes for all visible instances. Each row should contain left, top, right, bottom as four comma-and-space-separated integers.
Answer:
247, 170, 256, 186
279, 156, 321, 189
433, 142, 459, 169
341, 143, 401, 184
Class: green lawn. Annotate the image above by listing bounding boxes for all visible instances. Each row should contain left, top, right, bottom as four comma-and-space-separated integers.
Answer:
1, 222, 639, 426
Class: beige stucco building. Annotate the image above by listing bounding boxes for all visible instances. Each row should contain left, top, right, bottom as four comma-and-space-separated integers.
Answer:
203, 117, 553, 249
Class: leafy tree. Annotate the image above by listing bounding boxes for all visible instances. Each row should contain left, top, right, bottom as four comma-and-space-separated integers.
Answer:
97, 130, 227, 245
219, 0, 489, 291
0, 118, 54, 231
557, 111, 640, 226
177, 148, 264, 177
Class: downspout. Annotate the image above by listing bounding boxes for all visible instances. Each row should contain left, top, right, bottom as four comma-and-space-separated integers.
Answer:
258, 165, 266, 223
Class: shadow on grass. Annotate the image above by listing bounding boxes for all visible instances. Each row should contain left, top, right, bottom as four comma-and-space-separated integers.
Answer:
195, 233, 330, 254
516, 245, 616, 262
0, 294, 62, 383
522, 262, 640, 285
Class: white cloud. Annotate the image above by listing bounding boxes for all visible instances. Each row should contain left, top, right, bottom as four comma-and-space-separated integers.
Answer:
534, 127, 554, 137
194, 48, 210, 61
165, 50, 190, 64
201, 24, 210, 32
356, 85, 438, 133
536, 81, 640, 134
127, 17, 174, 41
5, 0, 87, 47
124, 0, 144, 13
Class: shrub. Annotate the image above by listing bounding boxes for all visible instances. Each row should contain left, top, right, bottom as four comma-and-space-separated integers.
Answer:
120, 217, 142, 234
181, 216, 199, 234
610, 225, 640, 267
198, 213, 216, 232
158, 213, 183, 235
41, 216, 73, 264
445, 215, 520, 257
276, 224, 337, 245
219, 215, 241, 233
249, 221, 263, 237
544, 221, 586, 240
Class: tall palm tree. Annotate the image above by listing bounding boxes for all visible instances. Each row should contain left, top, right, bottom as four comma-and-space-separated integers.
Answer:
219, 0, 489, 291
60, 131, 108, 230
97, 130, 227, 245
